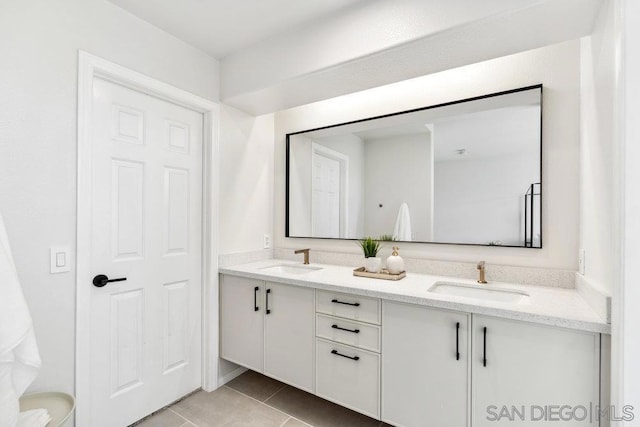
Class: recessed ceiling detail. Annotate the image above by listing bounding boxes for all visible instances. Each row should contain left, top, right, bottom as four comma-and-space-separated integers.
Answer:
107, 0, 367, 58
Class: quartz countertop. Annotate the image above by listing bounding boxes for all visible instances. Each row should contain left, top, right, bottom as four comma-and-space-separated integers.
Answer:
219, 259, 610, 334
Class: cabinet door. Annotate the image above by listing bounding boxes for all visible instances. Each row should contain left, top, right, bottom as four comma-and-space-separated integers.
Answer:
220, 275, 264, 372
264, 282, 315, 392
382, 301, 470, 427
472, 315, 600, 426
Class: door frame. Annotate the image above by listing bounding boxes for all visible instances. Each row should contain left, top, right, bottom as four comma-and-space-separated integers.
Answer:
75, 51, 220, 425
310, 142, 349, 238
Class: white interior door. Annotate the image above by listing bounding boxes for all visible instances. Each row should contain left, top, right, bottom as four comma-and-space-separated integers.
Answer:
88, 78, 203, 426
312, 151, 341, 238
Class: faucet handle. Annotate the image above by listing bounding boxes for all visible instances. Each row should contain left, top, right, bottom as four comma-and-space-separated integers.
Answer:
477, 261, 485, 269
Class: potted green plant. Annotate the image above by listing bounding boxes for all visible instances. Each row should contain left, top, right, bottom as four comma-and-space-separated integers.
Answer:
359, 237, 382, 273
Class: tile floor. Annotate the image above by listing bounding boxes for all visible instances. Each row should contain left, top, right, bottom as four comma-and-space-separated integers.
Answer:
132, 370, 392, 427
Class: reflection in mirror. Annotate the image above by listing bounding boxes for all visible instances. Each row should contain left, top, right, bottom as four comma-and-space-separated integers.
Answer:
286, 85, 542, 248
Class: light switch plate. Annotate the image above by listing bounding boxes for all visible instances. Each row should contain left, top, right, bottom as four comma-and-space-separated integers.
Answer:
578, 249, 585, 275
50, 246, 71, 273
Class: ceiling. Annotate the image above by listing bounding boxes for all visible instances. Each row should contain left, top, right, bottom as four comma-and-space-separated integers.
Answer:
107, 0, 367, 58
107, 0, 603, 114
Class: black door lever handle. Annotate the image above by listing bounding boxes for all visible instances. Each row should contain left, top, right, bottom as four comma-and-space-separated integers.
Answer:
93, 274, 127, 288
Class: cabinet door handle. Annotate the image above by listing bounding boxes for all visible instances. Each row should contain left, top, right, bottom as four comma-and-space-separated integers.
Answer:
266, 288, 271, 314
254, 286, 259, 311
483, 327, 487, 367
332, 324, 360, 334
331, 349, 360, 361
331, 298, 360, 307
456, 322, 460, 361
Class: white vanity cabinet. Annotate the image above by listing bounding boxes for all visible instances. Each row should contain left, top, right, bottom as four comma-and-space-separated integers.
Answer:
382, 303, 600, 427
221, 270, 605, 427
220, 275, 315, 392
382, 301, 470, 427
472, 315, 600, 427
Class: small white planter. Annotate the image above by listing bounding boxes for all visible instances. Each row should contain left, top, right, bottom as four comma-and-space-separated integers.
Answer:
364, 257, 382, 273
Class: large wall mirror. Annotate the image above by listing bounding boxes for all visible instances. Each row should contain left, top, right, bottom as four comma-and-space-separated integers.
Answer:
286, 85, 542, 248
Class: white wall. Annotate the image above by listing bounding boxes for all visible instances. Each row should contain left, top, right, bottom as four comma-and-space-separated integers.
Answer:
218, 106, 275, 254
288, 135, 313, 237
364, 135, 433, 241
274, 40, 581, 269
434, 152, 538, 246
0, 0, 219, 396
617, 0, 640, 417
579, 1, 618, 295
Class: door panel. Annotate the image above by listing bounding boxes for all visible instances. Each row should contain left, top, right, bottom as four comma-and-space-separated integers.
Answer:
382, 301, 469, 427
264, 282, 315, 392
472, 315, 599, 426
220, 275, 264, 372
90, 78, 203, 426
312, 152, 341, 238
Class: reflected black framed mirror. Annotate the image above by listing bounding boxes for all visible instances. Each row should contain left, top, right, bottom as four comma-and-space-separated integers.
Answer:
286, 85, 542, 248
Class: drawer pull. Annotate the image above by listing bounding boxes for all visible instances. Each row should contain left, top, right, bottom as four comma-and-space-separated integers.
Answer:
456, 322, 460, 361
331, 349, 360, 361
254, 286, 259, 312
332, 324, 360, 334
266, 288, 271, 315
483, 327, 487, 367
331, 298, 360, 307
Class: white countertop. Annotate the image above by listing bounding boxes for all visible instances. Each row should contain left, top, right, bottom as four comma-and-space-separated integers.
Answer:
219, 259, 610, 334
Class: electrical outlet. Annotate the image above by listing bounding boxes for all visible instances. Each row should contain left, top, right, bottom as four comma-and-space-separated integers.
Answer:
578, 249, 585, 275
263, 234, 271, 249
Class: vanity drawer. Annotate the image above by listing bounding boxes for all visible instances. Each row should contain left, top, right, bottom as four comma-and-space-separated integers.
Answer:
316, 314, 381, 353
316, 338, 380, 419
316, 290, 381, 325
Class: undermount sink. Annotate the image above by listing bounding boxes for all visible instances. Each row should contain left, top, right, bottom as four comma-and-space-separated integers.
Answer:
428, 281, 530, 304
259, 264, 323, 275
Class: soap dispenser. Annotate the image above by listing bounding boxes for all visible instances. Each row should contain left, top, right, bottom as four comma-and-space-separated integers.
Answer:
386, 246, 405, 275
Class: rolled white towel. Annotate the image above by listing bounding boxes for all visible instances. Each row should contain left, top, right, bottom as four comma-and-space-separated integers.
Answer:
17, 408, 51, 427
392, 202, 412, 241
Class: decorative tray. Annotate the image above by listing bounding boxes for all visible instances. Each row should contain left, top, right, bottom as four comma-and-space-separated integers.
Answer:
353, 267, 406, 281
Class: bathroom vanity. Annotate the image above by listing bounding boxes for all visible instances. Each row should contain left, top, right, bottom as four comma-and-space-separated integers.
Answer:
219, 260, 609, 427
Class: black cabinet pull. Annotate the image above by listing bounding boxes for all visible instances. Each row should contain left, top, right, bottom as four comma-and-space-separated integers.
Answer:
332, 324, 360, 334
266, 288, 271, 314
92, 274, 127, 288
456, 322, 460, 361
254, 286, 259, 312
483, 327, 487, 367
331, 298, 360, 307
331, 349, 360, 361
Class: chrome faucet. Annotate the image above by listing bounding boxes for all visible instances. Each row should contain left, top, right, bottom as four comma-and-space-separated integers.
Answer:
477, 261, 487, 284
294, 248, 310, 265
